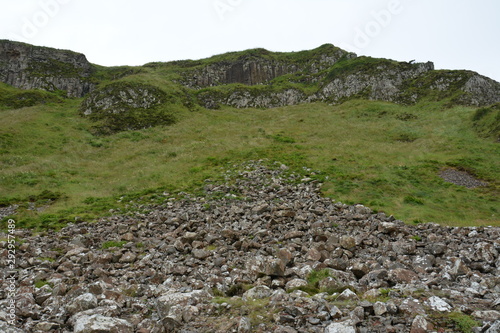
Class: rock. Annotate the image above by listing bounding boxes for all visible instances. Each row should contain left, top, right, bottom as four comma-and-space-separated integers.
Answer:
410, 315, 434, 333
156, 289, 210, 324
324, 321, 357, 333
73, 314, 133, 333
359, 269, 389, 289
66, 293, 98, 315
285, 279, 308, 292
340, 236, 356, 251
485, 321, 500, 333
373, 301, 388, 316
238, 316, 252, 333
0, 40, 95, 97
336, 289, 359, 302
392, 241, 416, 255
426, 296, 452, 312
0, 321, 25, 333
472, 310, 500, 322
388, 268, 419, 284
243, 286, 272, 301
192, 249, 210, 260
449, 258, 470, 278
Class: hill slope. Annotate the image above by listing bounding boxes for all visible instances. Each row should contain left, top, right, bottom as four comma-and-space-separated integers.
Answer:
0, 40, 499, 229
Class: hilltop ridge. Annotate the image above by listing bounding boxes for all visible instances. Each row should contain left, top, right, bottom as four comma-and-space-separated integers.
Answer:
1, 40, 500, 129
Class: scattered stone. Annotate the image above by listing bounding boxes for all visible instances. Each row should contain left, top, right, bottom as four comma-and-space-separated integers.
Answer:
0, 161, 498, 333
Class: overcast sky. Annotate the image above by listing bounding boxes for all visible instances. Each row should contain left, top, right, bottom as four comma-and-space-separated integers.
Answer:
1, 0, 499, 82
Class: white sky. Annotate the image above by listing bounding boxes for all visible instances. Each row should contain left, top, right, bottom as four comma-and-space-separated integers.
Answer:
1, 0, 499, 82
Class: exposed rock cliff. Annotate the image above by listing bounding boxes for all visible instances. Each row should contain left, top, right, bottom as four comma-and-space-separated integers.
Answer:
0, 40, 95, 97
181, 45, 356, 88
189, 53, 500, 109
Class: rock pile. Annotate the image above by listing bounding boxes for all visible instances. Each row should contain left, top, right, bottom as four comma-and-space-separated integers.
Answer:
1, 161, 499, 332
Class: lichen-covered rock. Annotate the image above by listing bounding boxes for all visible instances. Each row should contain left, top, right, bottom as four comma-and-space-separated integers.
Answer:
73, 314, 133, 333
0, 39, 95, 97
80, 81, 174, 134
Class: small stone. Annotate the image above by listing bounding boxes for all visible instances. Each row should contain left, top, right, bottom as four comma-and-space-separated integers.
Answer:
336, 289, 359, 302
285, 279, 308, 292
426, 296, 451, 312
373, 301, 388, 316
243, 286, 272, 301
74, 314, 133, 333
410, 315, 433, 333
325, 321, 356, 333
238, 316, 252, 333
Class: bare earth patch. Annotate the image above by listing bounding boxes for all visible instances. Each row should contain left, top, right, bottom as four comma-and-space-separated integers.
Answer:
439, 168, 489, 188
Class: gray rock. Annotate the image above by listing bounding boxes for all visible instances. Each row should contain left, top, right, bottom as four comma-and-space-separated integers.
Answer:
66, 293, 98, 315
324, 321, 357, 333
426, 296, 452, 312
243, 286, 272, 301
0, 40, 95, 97
73, 314, 133, 333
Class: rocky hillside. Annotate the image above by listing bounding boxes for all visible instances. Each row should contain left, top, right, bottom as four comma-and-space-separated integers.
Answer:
1, 41, 500, 129
1, 162, 499, 333
0, 40, 95, 98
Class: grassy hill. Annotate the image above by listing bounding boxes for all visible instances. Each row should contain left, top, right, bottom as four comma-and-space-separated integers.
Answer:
1, 95, 498, 229
0, 44, 499, 229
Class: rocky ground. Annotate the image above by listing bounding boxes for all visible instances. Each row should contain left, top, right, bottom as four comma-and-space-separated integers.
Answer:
1, 161, 499, 333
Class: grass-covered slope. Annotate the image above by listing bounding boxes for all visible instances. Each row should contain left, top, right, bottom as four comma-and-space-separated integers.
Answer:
0, 94, 498, 229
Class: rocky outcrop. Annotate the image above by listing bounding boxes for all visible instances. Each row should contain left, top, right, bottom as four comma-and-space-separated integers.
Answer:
180, 44, 500, 109
1, 161, 499, 332
0, 40, 95, 97
80, 81, 174, 134
181, 45, 356, 88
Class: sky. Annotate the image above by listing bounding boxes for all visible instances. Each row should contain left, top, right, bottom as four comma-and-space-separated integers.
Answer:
1, 0, 499, 82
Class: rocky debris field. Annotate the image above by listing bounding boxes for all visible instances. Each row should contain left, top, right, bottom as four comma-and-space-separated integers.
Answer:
1, 161, 499, 333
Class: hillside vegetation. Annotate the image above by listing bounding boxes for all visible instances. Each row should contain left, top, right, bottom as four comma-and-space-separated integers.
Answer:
0, 42, 498, 229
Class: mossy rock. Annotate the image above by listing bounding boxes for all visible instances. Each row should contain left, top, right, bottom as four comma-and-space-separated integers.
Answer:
80, 81, 175, 135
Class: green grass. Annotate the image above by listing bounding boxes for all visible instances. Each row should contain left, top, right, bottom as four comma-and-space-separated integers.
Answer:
0, 94, 498, 229
101, 241, 127, 249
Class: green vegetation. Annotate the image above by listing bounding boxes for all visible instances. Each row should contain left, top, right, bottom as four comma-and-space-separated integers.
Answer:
430, 312, 480, 333
0, 44, 498, 230
0, 82, 62, 110
211, 296, 275, 327
0, 95, 498, 230
472, 103, 500, 140
101, 241, 127, 249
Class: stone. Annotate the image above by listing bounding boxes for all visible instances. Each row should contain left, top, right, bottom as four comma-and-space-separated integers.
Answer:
192, 249, 210, 260
285, 279, 308, 292
238, 316, 252, 333
243, 286, 272, 301
0, 40, 95, 97
340, 236, 356, 251
410, 315, 434, 333
336, 289, 359, 302
373, 301, 388, 316
485, 321, 500, 333
389, 268, 419, 284
449, 258, 470, 278
66, 293, 98, 315
471, 310, 500, 322
426, 296, 451, 312
156, 289, 211, 324
324, 321, 357, 333
73, 314, 133, 333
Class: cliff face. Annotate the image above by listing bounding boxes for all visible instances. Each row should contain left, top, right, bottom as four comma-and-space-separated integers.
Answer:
1, 40, 499, 111
189, 53, 500, 109
0, 40, 95, 97
181, 46, 356, 88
